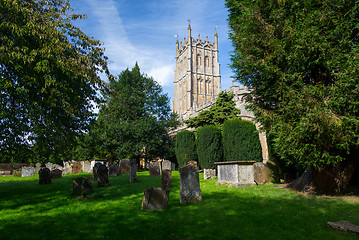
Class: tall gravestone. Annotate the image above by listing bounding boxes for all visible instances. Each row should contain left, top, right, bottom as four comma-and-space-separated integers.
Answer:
130, 160, 137, 183
109, 164, 119, 176
179, 165, 202, 203
162, 170, 172, 189
82, 161, 92, 173
119, 159, 130, 174
72, 161, 82, 174
97, 164, 110, 187
21, 166, 35, 177
35, 163, 41, 173
73, 177, 93, 197
142, 187, 170, 210
39, 167, 51, 184
149, 161, 161, 176
253, 162, 269, 185
93, 162, 102, 180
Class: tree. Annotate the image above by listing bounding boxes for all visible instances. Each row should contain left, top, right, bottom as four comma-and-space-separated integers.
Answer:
175, 130, 197, 167
88, 64, 178, 163
226, 0, 359, 193
196, 125, 222, 169
185, 92, 241, 128
0, 0, 110, 163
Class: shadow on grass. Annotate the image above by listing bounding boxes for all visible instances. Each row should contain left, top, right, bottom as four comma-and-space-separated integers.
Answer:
0, 172, 358, 240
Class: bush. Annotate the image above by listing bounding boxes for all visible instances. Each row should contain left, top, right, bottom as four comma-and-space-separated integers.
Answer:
175, 130, 197, 167
222, 119, 262, 162
196, 125, 223, 169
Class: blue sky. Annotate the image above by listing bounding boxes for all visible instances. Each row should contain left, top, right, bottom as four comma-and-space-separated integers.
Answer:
69, 0, 235, 105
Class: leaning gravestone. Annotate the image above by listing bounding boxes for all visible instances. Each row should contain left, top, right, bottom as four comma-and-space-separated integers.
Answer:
72, 161, 82, 174
253, 162, 269, 185
93, 162, 102, 180
162, 170, 172, 189
179, 165, 202, 203
97, 164, 110, 187
72, 177, 93, 197
130, 160, 137, 183
21, 166, 35, 177
109, 164, 119, 176
142, 187, 170, 210
50, 169, 62, 179
149, 161, 161, 176
119, 159, 130, 174
39, 167, 51, 184
204, 169, 216, 180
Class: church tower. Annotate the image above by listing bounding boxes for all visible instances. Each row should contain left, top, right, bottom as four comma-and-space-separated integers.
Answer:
173, 24, 221, 120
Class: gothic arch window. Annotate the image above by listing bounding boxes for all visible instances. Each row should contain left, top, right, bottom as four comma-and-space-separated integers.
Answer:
205, 79, 210, 95
205, 56, 210, 68
197, 54, 201, 66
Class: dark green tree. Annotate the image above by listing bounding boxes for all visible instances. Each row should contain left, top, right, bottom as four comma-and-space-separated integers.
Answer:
175, 130, 197, 167
0, 0, 110, 163
226, 0, 359, 192
88, 64, 178, 162
196, 125, 223, 169
185, 92, 241, 128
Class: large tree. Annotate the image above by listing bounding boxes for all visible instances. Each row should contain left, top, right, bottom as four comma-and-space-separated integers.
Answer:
87, 64, 178, 163
0, 0, 110, 163
226, 0, 359, 193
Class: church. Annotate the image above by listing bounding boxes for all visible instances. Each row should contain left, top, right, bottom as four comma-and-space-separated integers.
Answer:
172, 24, 269, 162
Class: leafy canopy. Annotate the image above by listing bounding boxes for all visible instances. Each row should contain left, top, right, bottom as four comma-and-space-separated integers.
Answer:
0, 0, 110, 163
226, 0, 359, 169
185, 91, 241, 128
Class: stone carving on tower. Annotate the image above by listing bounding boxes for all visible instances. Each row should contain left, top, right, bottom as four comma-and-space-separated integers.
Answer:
173, 24, 221, 120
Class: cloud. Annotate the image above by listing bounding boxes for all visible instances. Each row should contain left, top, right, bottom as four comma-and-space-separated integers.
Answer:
148, 64, 175, 86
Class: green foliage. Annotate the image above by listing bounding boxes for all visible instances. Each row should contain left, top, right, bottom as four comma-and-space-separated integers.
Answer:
0, 0, 111, 163
226, 0, 359, 169
175, 130, 197, 167
185, 92, 241, 128
196, 125, 223, 169
222, 119, 262, 162
79, 64, 179, 162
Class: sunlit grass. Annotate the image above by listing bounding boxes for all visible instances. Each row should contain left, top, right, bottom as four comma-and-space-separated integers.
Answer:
0, 171, 358, 239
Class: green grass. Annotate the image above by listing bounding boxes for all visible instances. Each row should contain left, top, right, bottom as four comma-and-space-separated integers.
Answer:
0, 171, 358, 240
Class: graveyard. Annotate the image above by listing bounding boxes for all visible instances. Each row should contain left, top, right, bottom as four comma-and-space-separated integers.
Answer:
0, 170, 358, 240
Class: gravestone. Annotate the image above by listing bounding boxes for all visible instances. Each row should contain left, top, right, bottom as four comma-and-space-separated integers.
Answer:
93, 162, 102, 180
109, 164, 119, 176
253, 162, 269, 185
162, 160, 172, 171
142, 187, 170, 210
45, 162, 53, 170
187, 161, 198, 169
119, 159, 130, 174
21, 166, 35, 177
162, 170, 172, 189
39, 167, 51, 184
72, 177, 93, 197
82, 161, 92, 173
97, 164, 110, 187
149, 161, 161, 176
62, 161, 72, 175
51, 169, 62, 179
35, 163, 41, 173
204, 169, 216, 180
179, 165, 202, 203
216, 161, 256, 187
130, 160, 137, 183
72, 161, 82, 174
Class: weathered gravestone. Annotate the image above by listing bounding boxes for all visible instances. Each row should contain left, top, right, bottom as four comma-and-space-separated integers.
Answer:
162, 170, 172, 189
62, 161, 72, 175
204, 169, 216, 180
162, 160, 172, 171
21, 166, 35, 177
109, 164, 119, 176
216, 161, 256, 187
39, 167, 51, 184
130, 160, 137, 183
82, 161, 92, 173
187, 161, 198, 169
253, 162, 269, 185
149, 161, 161, 177
119, 159, 130, 174
93, 162, 102, 180
97, 164, 110, 187
72, 177, 93, 197
72, 161, 82, 174
179, 165, 202, 203
51, 169, 62, 179
142, 187, 170, 210
35, 163, 41, 173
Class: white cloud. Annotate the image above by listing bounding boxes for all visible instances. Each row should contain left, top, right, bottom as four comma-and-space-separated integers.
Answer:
148, 64, 175, 86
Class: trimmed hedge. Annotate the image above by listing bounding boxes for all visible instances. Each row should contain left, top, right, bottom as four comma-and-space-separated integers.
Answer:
196, 125, 223, 169
222, 119, 262, 162
175, 130, 197, 167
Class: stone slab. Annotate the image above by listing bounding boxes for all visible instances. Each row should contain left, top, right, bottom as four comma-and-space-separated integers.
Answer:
119, 159, 130, 174
142, 187, 170, 210
149, 161, 161, 176
21, 166, 35, 177
328, 221, 359, 235
73, 177, 93, 197
162, 170, 172, 189
179, 165, 202, 203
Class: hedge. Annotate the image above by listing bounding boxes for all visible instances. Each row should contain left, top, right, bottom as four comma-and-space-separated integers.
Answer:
175, 130, 197, 167
222, 119, 262, 162
196, 125, 223, 169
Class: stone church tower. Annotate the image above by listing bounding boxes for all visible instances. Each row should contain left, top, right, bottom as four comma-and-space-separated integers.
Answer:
173, 24, 221, 120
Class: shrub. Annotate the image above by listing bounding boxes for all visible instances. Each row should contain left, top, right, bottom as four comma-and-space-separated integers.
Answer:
196, 125, 223, 169
222, 119, 262, 162
175, 130, 197, 167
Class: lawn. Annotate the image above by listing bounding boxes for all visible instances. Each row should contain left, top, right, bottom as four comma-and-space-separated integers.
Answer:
0, 171, 358, 240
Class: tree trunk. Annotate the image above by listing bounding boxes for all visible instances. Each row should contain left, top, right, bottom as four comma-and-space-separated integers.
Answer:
289, 150, 359, 194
